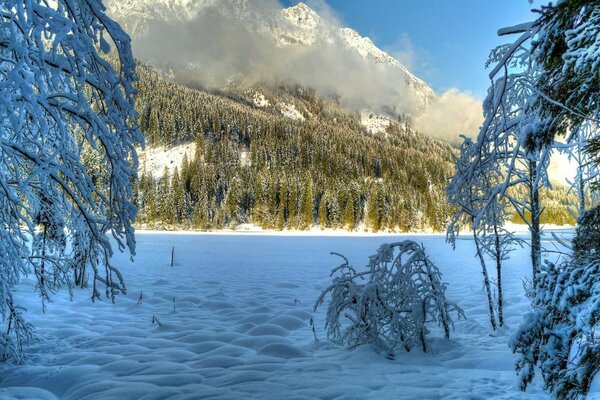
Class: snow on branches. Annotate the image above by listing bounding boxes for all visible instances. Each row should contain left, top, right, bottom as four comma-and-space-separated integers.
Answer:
0, 0, 143, 361
477, 1, 600, 398
314, 241, 464, 356
447, 136, 523, 330
510, 255, 600, 399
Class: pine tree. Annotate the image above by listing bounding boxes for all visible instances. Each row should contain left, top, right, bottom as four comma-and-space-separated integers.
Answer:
159, 167, 174, 224
343, 195, 355, 230
318, 192, 328, 228
300, 177, 314, 229
288, 180, 299, 227
276, 179, 287, 230
366, 186, 380, 232
171, 168, 185, 223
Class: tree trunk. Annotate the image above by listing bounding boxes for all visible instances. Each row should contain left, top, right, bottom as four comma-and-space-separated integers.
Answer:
529, 159, 542, 284
473, 229, 497, 331
40, 225, 47, 288
576, 131, 586, 218
493, 219, 504, 327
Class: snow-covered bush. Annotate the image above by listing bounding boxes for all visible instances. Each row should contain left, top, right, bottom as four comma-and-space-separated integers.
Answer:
0, 0, 142, 361
511, 258, 600, 399
314, 241, 464, 354
511, 210, 600, 399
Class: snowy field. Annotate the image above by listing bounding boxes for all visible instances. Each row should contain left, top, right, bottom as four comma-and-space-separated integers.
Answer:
0, 232, 579, 399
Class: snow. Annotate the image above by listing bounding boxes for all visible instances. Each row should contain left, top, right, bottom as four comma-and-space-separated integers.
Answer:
106, 0, 436, 109
279, 102, 305, 121
360, 111, 391, 135
251, 92, 271, 108
281, 2, 321, 32
239, 151, 251, 167
138, 142, 196, 177
0, 232, 571, 399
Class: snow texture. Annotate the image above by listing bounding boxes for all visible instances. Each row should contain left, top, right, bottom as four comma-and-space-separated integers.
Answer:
360, 111, 391, 135
279, 102, 305, 121
138, 143, 197, 177
0, 233, 563, 399
251, 92, 271, 108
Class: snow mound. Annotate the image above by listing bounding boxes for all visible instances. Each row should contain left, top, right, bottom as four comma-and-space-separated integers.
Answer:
257, 343, 308, 359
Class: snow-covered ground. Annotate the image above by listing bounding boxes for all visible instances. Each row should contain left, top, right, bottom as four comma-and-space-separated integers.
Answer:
1, 232, 577, 399
279, 102, 305, 121
251, 92, 271, 108
360, 111, 391, 135
138, 143, 197, 177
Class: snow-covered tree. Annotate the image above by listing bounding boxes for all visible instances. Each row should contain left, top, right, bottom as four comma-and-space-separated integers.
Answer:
0, 0, 142, 360
511, 232, 600, 398
530, 1, 600, 147
447, 137, 498, 330
314, 241, 464, 356
562, 122, 599, 219
481, 1, 600, 398
447, 135, 524, 330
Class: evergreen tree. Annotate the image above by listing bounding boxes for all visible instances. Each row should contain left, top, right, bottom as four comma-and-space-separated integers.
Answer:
343, 195, 355, 230
300, 177, 314, 229
171, 168, 185, 224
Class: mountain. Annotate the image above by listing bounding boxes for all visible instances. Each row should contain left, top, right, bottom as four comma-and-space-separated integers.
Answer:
101, 2, 577, 232
106, 0, 434, 116
132, 62, 457, 232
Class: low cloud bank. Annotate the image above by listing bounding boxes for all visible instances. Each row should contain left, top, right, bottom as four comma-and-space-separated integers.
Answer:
126, 0, 484, 141
133, 1, 419, 114
414, 89, 484, 143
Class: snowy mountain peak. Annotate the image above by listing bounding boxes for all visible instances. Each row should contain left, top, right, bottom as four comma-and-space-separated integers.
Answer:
106, 0, 436, 110
282, 2, 321, 28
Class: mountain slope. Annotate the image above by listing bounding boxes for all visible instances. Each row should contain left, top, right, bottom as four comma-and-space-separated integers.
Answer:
106, 0, 434, 111
133, 62, 456, 231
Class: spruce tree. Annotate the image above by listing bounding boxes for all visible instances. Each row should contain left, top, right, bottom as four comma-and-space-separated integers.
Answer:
300, 177, 314, 229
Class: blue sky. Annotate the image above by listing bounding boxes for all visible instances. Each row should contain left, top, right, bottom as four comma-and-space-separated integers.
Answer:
281, 0, 541, 99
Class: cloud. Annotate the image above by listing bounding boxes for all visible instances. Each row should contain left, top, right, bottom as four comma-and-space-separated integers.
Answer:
303, 0, 342, 26
548, 150, 577, 185
126, 0, 487, 142
387, 34, 418, 72
385, 33, 439, 89
128, 0, 420, 115
414, 88, 484, 143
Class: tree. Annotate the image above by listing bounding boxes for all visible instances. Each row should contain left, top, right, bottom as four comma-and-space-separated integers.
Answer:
300, 176, 313, 229
158, 167, 174, 224
171, 167, 185, 223
366, 186, 381, 232
0, 0, 142, 361
511, 220, 600, 398
562, 122, 599, 220
447, 137, 498, 331
343, 194, 355, 230
314, 241, 464, 356
476, 2, 600, 398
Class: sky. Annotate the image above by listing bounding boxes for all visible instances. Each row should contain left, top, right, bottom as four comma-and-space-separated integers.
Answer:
280, 0, 542, 99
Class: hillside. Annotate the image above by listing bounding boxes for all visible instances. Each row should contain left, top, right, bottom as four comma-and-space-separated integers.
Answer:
106, 1, 434, 114
133, 64, 456, 231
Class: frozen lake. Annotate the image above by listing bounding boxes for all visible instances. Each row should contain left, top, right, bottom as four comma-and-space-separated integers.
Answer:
0, 232, 567, 399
